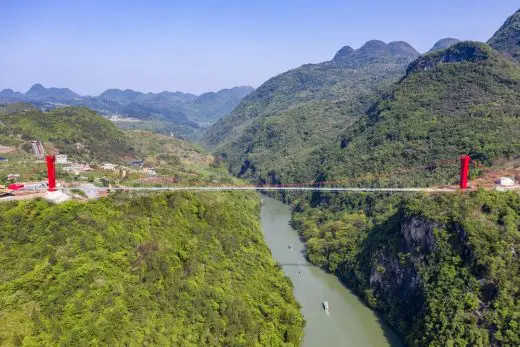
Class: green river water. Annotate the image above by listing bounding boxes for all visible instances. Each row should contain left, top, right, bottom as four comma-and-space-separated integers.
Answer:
260, 196, 404, 347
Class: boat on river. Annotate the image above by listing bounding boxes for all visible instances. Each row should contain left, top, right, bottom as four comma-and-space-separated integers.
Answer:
323, 301, 329, 312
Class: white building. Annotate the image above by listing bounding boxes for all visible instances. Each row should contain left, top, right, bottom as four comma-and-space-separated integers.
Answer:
101, 163, 118, 170
496, 177, 515, 186
56, 154, 68, 164
142, 167, 157, 176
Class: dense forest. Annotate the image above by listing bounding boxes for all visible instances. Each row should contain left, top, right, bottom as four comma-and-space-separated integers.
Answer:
0, 191, 304, 346
489, 9, 520, 62
306, 41, 520, 188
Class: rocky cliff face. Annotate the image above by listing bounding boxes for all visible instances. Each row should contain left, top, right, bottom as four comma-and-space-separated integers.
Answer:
368, 216, 439, 336
363, 192, 519, 346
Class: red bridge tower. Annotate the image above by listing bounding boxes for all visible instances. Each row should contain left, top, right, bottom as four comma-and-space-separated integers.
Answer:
459, 155, 471, 190
46, 155, 56, 192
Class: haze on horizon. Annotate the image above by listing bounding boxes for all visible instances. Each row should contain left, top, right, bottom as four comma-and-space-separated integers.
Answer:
1, 0, 519, 96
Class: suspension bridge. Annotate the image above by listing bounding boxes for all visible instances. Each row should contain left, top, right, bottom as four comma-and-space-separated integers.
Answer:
58, 155, 473, 193
74, 186, 460, 193
5, 154, 519, 201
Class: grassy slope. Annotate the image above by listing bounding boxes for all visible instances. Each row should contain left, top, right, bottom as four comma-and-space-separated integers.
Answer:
0, 192, 304, 346
123, 130, 231, 186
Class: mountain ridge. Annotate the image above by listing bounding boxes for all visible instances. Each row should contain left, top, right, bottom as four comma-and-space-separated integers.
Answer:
2, 83, 253, 102
0, 84, 254, 140
280, 40, 520, 187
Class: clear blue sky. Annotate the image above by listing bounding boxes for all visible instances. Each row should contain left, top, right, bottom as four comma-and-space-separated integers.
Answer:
1, 0, 518, 95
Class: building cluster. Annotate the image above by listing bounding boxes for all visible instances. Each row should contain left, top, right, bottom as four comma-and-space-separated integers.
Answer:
54, 154, 94, 175
100, 161, 157, 176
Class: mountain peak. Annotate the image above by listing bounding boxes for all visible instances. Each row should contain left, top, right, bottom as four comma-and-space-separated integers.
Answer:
357, 40, 389, 53
333, 40, 419, 65
388, 41, 421, 57
428, 38, 461, 53
488, 8, 520, 61
0, 88, 22, 98
27, 83, 46, 95
333, 46, 355, 61
356, 40, 419, 57
25, 83, 79, 99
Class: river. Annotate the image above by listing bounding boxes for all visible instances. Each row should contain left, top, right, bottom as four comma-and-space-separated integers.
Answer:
260, 196, 403, 347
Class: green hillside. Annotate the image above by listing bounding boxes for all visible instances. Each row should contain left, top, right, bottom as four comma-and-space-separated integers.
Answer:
311, 41, 520, 187
202, 41, 420, 180
488, 9, 520, 62
201, 8, 520, 346
0, 105, 134, 162
180, 87, 255, 123
0, 192, 304, 346
0, 103, 36, 116
255, 41, 520, 187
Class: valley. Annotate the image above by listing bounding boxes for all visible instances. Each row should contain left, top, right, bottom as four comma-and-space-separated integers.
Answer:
1, 4, 520, 347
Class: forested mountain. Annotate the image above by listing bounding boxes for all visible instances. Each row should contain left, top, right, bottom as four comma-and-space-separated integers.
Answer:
216, 40, 520, 187
0, 85, 253, 140
202, 40, 420, 180
0, 105, 134, 162
488, 9, 520, 62
93, 87, 254, 123
0, 191, 304, 345
300, 41, 520, 187
187, 87, 257, 123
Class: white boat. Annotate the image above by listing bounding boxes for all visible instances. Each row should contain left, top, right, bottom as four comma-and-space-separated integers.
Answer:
323, 301, 329, 312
